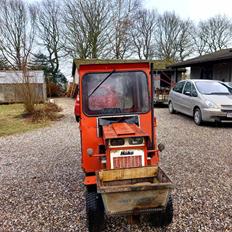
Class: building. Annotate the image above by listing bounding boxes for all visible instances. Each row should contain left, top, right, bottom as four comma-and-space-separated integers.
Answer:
0, 70, 46, 103
168, 49, 232, 82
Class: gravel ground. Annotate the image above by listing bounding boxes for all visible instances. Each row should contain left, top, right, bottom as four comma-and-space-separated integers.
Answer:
0, 98, 231, 232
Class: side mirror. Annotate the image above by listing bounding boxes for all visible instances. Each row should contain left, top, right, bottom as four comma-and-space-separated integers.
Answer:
185, 91, 191, 96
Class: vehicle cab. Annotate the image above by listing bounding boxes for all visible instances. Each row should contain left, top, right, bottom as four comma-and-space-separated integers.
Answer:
72, 60, 160, 177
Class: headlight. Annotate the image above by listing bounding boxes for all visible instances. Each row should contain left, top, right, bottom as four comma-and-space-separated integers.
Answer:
205, 100, 218, 108
128, 137, 144, 145
110, 138, 124, 146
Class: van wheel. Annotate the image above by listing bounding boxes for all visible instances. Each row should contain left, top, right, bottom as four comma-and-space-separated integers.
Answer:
86, 191, 105, 232
168, 101, 175, 114
150, 194, 173, 227
193, 108, 202, 125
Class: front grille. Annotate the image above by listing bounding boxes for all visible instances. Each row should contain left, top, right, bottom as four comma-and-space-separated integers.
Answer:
113, 156, 142, 169
212, 116, 232, 122
221, 105, 232, 108
221, 105, 232, 112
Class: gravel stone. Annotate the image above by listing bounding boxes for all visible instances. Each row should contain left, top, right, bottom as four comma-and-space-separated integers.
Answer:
0, 99, 231, 232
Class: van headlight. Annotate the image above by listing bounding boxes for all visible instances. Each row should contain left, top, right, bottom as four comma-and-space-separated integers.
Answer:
128, 137, 144, 145
205, 100, 218, 108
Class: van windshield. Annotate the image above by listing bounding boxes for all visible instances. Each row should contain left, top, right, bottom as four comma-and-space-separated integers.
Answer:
195, 81, 230, 95
82, 71, 150, 116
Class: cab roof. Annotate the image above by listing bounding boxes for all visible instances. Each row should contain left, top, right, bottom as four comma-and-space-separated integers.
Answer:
72, 59, 173, 76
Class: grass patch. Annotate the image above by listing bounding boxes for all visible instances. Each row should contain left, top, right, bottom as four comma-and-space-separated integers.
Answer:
0, 103, 63, 137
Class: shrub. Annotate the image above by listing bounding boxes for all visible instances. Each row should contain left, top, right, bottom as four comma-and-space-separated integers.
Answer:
26, 103, 63, 123
47, 82, 65, 97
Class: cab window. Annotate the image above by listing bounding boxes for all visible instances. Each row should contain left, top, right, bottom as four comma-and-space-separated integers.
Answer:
82, 71, 150, 116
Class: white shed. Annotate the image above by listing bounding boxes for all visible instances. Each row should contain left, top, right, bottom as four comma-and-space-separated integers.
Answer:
0, 70, 46, 103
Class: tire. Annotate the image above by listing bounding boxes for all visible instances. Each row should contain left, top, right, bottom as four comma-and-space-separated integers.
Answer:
193, 108, 202, 125
162, 194, 174, 226
150, 194, 173, 227
86, 191, 105, 232
168, 101, 175, 114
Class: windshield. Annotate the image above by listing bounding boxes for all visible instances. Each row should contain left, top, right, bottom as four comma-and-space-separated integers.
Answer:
226, 82, 232, 88
195, 81, 230, 95
82, 71, 149, 116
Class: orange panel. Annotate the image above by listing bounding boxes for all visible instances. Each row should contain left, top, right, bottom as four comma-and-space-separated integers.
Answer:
84, 176, 97, 185
103, 123, 148, 140
112, 123, 135, 135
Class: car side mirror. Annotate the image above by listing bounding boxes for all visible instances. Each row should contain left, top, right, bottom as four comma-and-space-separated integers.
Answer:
185, 91, 191, 96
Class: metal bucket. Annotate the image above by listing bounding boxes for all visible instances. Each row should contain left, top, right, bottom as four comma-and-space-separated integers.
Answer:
97, 166, 174, 216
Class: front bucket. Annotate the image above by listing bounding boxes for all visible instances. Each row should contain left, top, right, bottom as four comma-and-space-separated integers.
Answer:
96, 166, 174, 216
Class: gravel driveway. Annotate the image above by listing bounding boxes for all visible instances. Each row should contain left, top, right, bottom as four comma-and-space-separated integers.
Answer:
0, 98, 231, 232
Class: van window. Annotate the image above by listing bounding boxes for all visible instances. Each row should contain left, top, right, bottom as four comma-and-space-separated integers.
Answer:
191, 84, 198, 97
173, 81, 185, 93
183, 82, 191, 95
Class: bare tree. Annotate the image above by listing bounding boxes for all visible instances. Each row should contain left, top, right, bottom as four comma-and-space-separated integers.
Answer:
106, 0, 140, 59
192, 26, 208, 56
194, 15, 232, 55
155, 11, 194, 61
176, 20, 195, 61
0, 0, 36, 69
0, 55, 8, 69
81, 0, 111, 58
131, 9, 157, 60
63, 0, 89, 59
36, 0, 64, 82
0, 0, 39, 113
63, 0, 111, 59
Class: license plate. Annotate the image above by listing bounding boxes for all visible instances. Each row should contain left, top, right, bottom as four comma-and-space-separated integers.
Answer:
227, 113, 232, 118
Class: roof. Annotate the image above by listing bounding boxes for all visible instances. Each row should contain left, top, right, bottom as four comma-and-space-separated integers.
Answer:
72, 59, 173, 76
180, 79, 222, 82
169, 48, 232, 68
0, 71, 44, 84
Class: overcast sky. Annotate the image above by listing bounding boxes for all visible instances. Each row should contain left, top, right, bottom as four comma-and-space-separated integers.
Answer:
144, 0, 232, 22
27, 0, 232, 78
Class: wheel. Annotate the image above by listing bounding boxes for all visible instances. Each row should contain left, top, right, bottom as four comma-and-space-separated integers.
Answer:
86, 191, 105, 232
168, 101, 175, 114
193, 108, 202, 125
162, 194, 174, 226
150, 194, 173, 227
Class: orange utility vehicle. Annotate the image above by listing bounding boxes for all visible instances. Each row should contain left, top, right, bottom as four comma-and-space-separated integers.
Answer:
73, 60, 174, 232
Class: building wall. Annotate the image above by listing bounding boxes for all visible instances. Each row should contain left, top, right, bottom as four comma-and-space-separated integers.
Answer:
213, 63, 232, 82
190, 62, 232, 81
190, 66, 202, 79
0, 83, 46, 103
0, 70, 46, 103
0, 85, 4, 102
